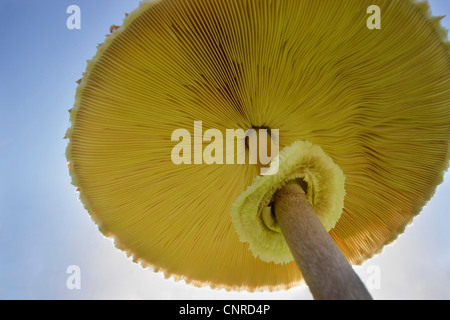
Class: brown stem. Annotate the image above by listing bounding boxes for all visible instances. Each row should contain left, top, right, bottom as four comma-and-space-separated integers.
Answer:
273, 181, 373, 300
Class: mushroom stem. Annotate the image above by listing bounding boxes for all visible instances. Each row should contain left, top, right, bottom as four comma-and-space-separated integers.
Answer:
273, 181, 373, 300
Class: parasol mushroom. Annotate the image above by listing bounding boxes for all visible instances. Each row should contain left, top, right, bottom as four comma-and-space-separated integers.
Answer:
66, 0, 450, 299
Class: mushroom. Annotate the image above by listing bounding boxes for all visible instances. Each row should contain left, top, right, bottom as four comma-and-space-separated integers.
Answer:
66, 0, 450, 298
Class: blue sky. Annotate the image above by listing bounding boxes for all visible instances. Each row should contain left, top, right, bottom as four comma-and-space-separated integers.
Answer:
0, 0, 449, 300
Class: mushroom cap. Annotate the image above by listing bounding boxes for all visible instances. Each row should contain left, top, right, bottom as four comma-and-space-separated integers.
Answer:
66, 0, 450, 291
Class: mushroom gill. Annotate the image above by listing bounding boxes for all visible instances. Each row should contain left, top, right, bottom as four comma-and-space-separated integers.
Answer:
66, 0, 450, 291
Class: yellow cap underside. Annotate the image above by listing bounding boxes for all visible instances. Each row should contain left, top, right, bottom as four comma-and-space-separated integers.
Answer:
66, 0, 450, 291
